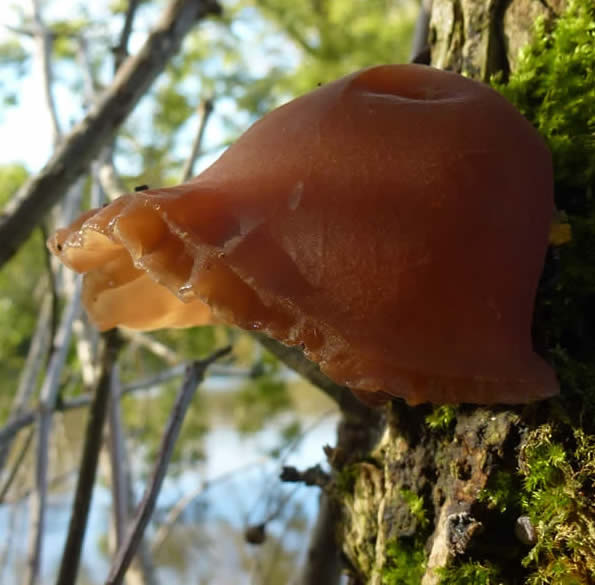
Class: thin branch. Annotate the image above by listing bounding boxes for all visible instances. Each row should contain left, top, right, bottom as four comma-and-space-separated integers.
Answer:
30, 0, 62, 146
279, 464, 329, 487
4, 469, 77, 505
410, 0, 433, 64
2, 24, 35, 37
0, 361, 248, 450
107, 365, 129, 550
113, 0, 140, 73
120, 330, 180, 366
251, 333, 377, 421
55, 330, 123, 585
104, 346, 231, 585
98, 155, 127, 201
0, 0, 222, 268
105, 365, 160, 585
150, 458, 266, 554
181, 97, 215, 182
296, 493, 341, 585
0, 428, 34, 503
24, 279, 82, 585
77, 33, 127, 201
0, 295, 51, 474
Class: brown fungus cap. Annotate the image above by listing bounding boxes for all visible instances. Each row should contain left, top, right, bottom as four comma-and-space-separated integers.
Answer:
48, 64, 559, 405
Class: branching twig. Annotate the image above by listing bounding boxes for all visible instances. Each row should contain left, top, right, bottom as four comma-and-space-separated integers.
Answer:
0, 0, 222, 268
54, 330, 123, 585
279, 464, 329, 487
113, 0, 140, 73
0, 295, 51, 474
0, 361, 247, 449
25, 279, 82, 585
0, 427, 34, 503
181, 97, 215, 181
120, 330, 180, 366
150, 458, 266, 554
104, 346, 230, 585
30, 0, 62, 146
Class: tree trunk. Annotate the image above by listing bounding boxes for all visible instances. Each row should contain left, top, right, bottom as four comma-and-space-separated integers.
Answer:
333, 2, 594, 584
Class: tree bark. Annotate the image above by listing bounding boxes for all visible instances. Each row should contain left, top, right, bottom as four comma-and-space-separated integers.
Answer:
334, 2, 594, 584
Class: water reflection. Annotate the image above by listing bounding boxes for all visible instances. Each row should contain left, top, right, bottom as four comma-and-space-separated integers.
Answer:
0, 377, 338, 585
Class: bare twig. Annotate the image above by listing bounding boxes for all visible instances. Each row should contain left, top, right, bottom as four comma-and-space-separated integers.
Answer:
0, 361, 247, 449
77, 32, 128, 202
105, 365, 159, 585
0, 295, 51, 474
279, 464, 329, 487
410, 0, 433, 64
55, 330, 123, 585
0, 428, 34, 503
25, 278, 82, 585
252, 333, 377, 421
113, 0, 140, 73
181, 97, 215, 181
296, 493, 341, 585
0, 0, 222, 268
120, 330, 180, 366
105, 346, 230, 585
106, 365, 129, 550
151, 458, 266, 554
30, 0, 61, 146
98, 155, 127, 200
4, 469, 77, 505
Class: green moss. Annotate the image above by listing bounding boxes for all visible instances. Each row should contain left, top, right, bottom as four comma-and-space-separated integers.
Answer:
492, 0, 595, 421
381, 490, 431, 585
426, 405, 456, 434
400, 489, 430, 531
477, 470, 521, 514
335, 463, 359, 495
382, 537, 426, 585
437, 561, 504, 585
518, 426, 595, 584
492, 0, 594, 190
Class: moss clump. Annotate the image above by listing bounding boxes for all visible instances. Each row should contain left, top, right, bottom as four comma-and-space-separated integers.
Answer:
438, 561, 504, 585
426, 405, 456, 434
477, 470, 521, 514
519, 425, 595, 584
382, 537, 426, 585
492, 0, 594, 189
493, 0, 595, 423
334, 463, 359, 495
400, 489, 430, 531
382, 490, 431, 585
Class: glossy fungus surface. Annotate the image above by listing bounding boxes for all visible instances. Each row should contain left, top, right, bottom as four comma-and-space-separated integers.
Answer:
49, 64, 559, 405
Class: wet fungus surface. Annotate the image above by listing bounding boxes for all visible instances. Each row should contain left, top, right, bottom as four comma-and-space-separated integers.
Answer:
48, 64, 559, 405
